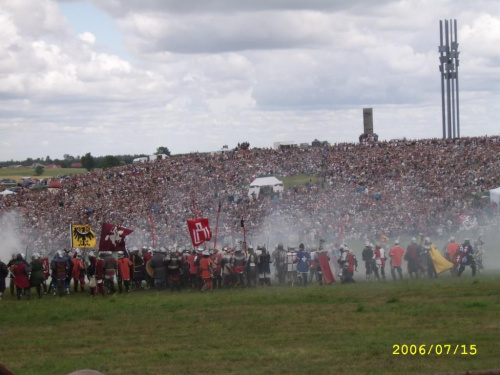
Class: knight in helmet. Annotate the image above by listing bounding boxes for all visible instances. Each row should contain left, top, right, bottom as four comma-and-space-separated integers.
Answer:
167, 248, 183, 292
71, 249, 86, 293
117, 251, 133, 293
30, 253, 45, 298
231, 244, 247, 287
456, 238, 476, 277
51, 250, 70, 297
258, 245, 272, 286
199, 250, 216, 292
211, 248, 223, 290
338, 245, 357, 284
246, 246, 258, 287
11, 254, 31, 300
103, 251, 118, 294
149, 248, 167, 290
271, 243, 287, 284
361, 241, 374, 281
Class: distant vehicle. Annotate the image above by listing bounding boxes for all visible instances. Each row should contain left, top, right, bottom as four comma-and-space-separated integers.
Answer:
18, 179, 35, 187
7, 186, 21, 192
0, 179, 17, 187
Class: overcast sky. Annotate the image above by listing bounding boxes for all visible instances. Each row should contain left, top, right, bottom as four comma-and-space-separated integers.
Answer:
0, 0, 499, 160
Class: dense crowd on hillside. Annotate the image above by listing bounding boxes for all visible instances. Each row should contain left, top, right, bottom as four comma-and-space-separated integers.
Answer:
0, 136, 499, 258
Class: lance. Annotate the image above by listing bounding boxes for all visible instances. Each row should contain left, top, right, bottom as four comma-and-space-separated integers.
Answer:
214, 200, 221, 250
241, 217, 247, 253
149, 207, 155, 249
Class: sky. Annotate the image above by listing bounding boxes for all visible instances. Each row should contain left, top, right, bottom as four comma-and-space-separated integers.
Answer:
0, 0, 499, 161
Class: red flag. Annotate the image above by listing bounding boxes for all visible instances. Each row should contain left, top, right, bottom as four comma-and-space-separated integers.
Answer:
318, 253, 335, 284
99, 222, 133, 252
41, 258, 50, 279
187, 218, 212, 247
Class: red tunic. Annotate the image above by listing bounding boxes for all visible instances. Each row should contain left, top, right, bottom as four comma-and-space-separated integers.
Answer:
12, 263, 30, 289
117, 258, 133, 280
389, 246, 405, 267
199, 257, 215, 279
72, 258, 85, 279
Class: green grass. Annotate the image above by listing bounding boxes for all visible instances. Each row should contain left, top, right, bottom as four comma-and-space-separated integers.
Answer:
0, 168, 88, 181
280, 174, 322, 189
1, 275, 498, 375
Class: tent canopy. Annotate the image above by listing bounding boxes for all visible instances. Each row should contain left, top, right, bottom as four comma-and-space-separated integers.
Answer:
249, 176, 284, 188
248, 176, 284, 198
489, 187, 500, 205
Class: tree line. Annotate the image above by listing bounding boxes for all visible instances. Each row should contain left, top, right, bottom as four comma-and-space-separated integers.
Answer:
0, 147, 171, 171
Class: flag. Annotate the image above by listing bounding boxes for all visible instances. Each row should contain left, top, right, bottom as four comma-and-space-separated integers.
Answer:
318, 252, 335, 284
429, 244, 454, 274
187, 218, 212, 247
99, 222, 133, 252
41, 258, 50, 279
70, 224, 97, 248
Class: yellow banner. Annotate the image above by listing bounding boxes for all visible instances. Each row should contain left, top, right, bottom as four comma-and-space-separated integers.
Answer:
71, 224, 97, 248
429, 244, 454, 274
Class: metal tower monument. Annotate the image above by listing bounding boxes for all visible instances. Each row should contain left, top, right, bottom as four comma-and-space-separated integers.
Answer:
439, 19, 460, 139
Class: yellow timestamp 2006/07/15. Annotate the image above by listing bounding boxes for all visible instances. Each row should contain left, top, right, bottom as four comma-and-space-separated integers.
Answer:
392, 344, 477, 356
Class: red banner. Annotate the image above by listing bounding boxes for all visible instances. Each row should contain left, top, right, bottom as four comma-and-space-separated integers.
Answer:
42, 258, 50, 279
318, 253, 335, 284
187, 218, 212, 247
99, 222, 133, 252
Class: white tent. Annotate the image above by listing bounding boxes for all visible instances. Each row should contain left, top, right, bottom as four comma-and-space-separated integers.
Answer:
248, 176, 284, 198
0, 190, 15, 196
489, 187, 500, 205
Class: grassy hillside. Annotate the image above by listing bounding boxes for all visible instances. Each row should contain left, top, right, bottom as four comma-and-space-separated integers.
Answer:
0, 275, 498, 375
0, 168, 88, 181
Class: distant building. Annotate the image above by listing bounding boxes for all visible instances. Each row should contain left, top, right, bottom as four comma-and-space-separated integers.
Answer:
71, 162, 83, 168
46, 164, 62, 169
273, 141, 296, 150
311, 139, 321, 147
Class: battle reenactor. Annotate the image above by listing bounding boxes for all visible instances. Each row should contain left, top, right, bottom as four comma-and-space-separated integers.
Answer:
456, 238, 476, 277
257, 246, 272, 286
166, 248, 183, 291
246, 246, 258, 287
361, 241, 374, 281
271, 243, 287, 284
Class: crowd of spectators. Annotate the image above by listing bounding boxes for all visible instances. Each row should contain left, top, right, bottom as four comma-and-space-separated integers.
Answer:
1, 136, 499, 257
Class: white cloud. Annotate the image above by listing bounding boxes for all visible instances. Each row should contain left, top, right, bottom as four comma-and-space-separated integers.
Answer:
0, 0, 499, 160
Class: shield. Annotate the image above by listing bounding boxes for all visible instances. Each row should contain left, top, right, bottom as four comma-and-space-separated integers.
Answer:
146, 259, 155, 277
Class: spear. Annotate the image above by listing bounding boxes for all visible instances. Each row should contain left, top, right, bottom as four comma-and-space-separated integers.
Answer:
213, 200, 221, 250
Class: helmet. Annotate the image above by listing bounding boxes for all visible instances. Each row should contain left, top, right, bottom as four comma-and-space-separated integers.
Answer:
394, 240, 399, 245
32, 253, 40, 260
424, 237, 430, 244
202, 250, 209, 256
464, 238, 470, 242
57, 250, 64, 258
450, 236, 455, 241
365, 241, 370, 246
117, 251, 124, 258
411, 237, 416, 244
299, 243, 305, 250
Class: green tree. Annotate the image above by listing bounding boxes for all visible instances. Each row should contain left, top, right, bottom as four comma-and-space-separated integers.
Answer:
81, 152, 96, 171
34, 165, 45, 176
156, 146, 171, 156
100, 155, 121, 169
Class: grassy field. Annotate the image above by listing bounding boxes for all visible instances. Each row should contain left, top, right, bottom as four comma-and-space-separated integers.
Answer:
0, 168, 88, 182
280, 174, 322, 189
0, 274, 498, 375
